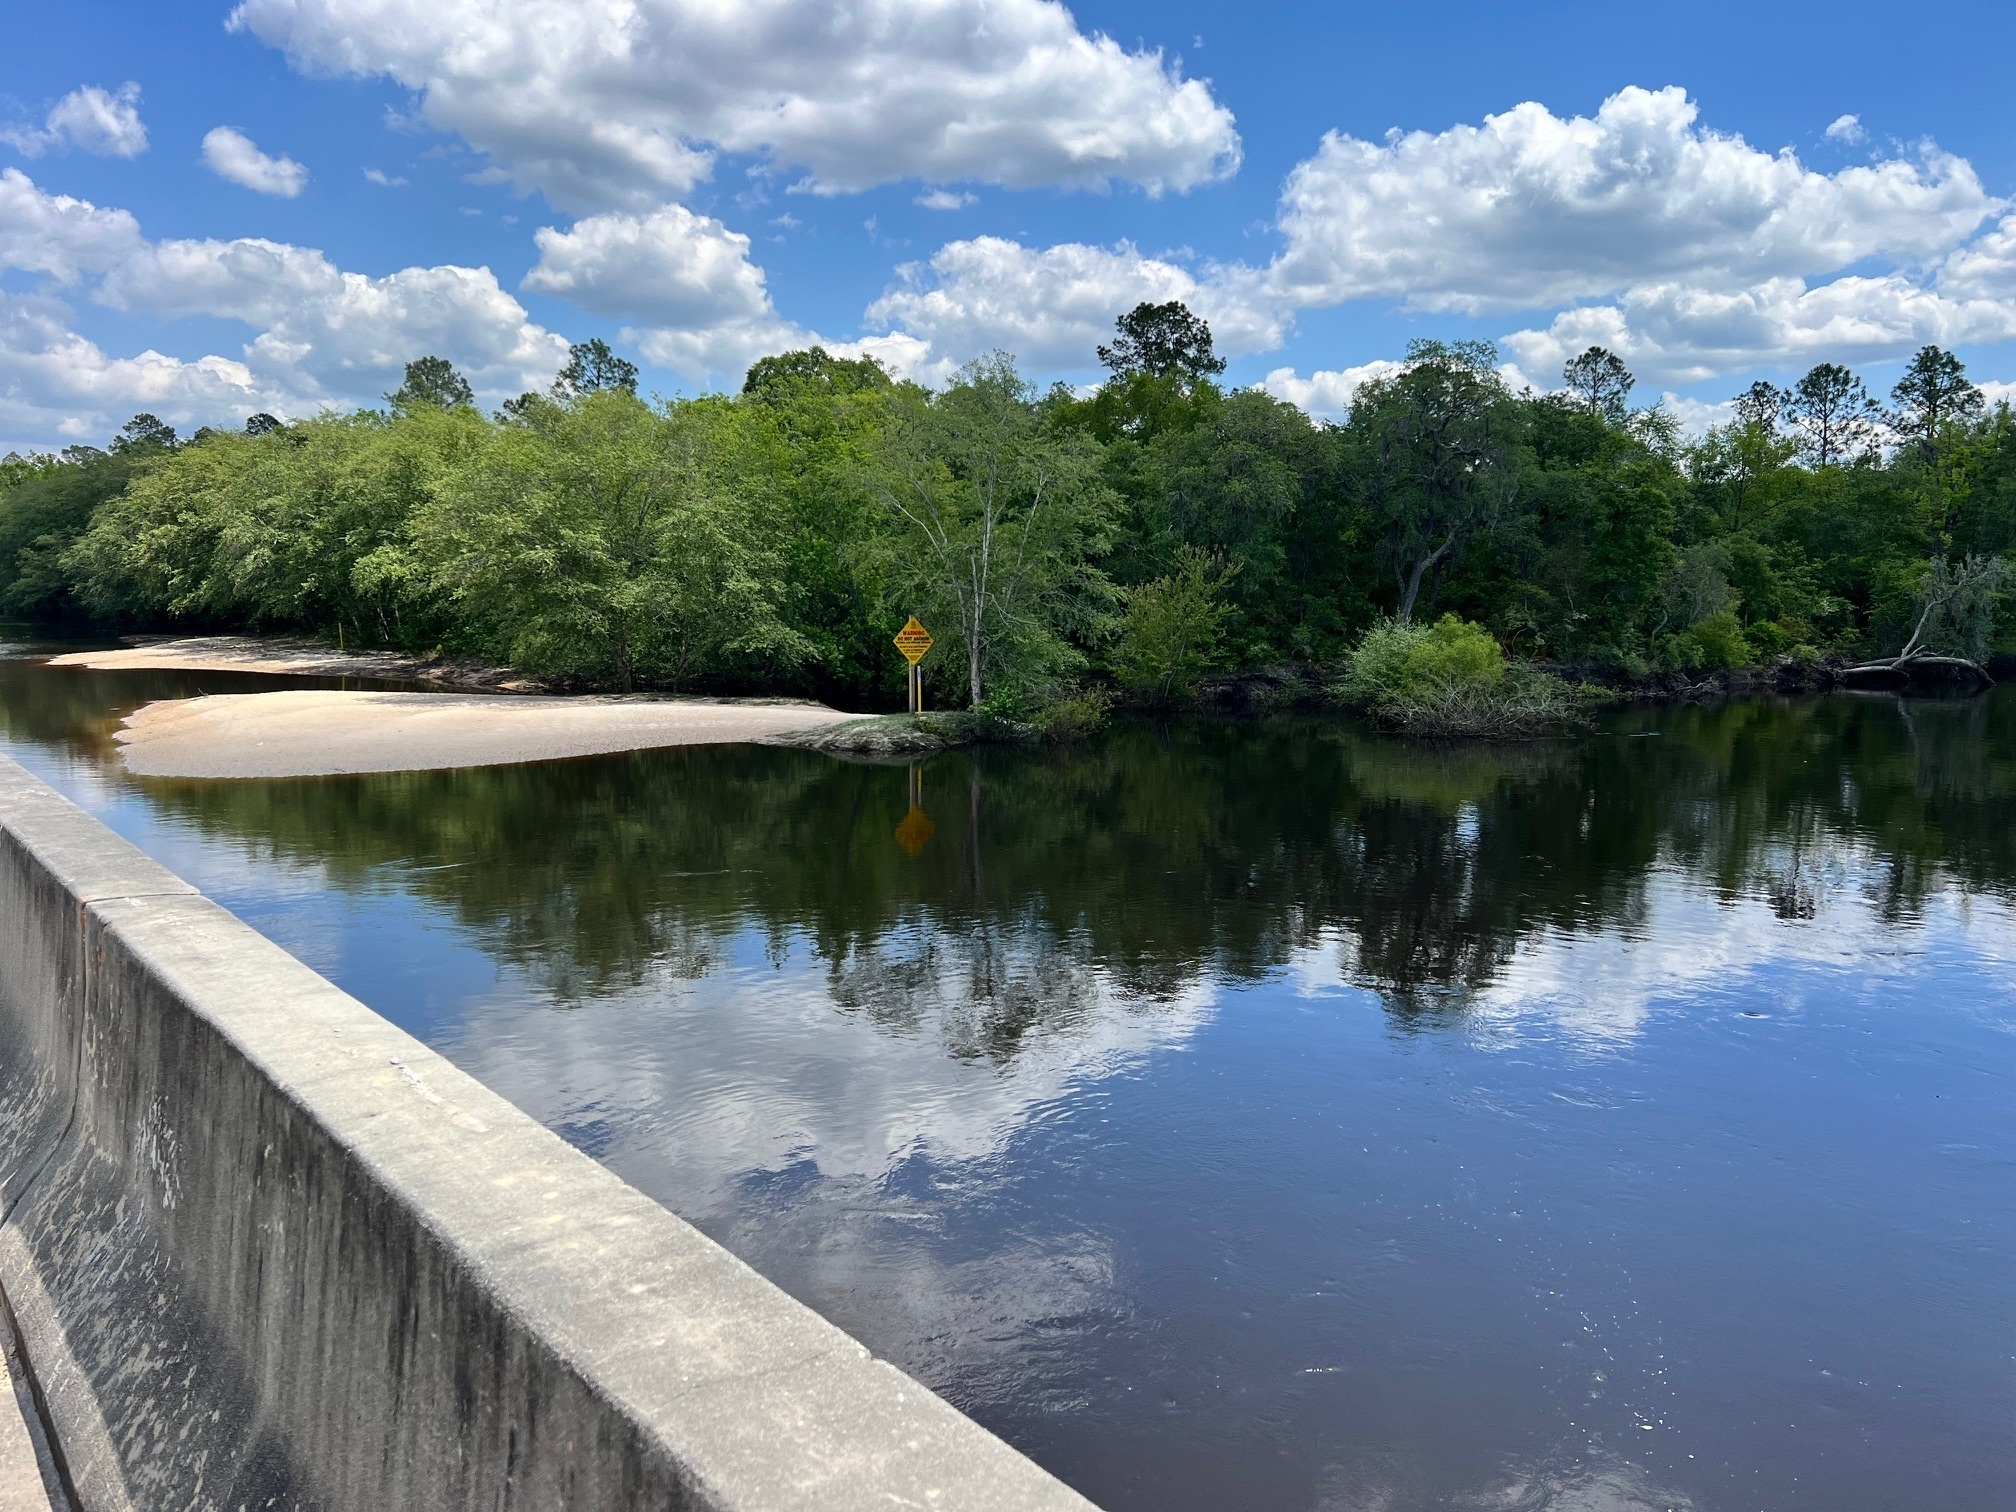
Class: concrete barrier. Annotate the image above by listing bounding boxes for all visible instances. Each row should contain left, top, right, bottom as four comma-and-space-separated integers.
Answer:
0, 756, 1097, 1511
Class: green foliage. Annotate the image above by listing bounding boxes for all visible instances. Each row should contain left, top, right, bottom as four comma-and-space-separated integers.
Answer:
1112, 546, 1232, 704
399, 390, 808, 690
1335, 616, 1582, 738
1786, 363, 1882, 467
387, 356, 473, 412
553, 339, 638, 399
111, 413, 179, 453
1350, 339, 1515, 622
10, 310, 2016, 708
0, 446, 145, 616
1098, 301, 1226, 385
742, 346, 890, 402
1562, 346, 1634, 424
1337, 615, 1504, 707
69, 407, 486, 637
1026, 687, 1115, 741
1668, 610, 1753, 671
869, 353, 1114, 709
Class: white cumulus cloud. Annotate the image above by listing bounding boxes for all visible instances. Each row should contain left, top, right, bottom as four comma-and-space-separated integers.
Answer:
1267, 85, 1994, 316
524, 204, 809, 382
865, 235, 1285, 377
1502, 273, 2016, 386
0, 168, 144, 282
202, 127, 310, 197
1825, 113, 1867, 145
106, 238, 567, 399
0, 170, 569, 448
1256, 360, 1403, 422
1, 84, 149, 159
228, 0, 1240, 210
525, 205, 775, 327
853, 87, 2016, 393
0, 291, 268, 449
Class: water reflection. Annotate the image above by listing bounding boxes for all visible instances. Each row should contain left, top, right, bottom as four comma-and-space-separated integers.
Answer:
68, 695, 2013, 1025
2, 644, 2012, 1512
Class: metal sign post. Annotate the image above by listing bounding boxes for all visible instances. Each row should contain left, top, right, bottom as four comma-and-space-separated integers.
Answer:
893, 617, 933, 714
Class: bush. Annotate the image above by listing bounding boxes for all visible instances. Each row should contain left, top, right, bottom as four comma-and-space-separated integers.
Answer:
1334, 615, 1585, 738
1335, 614, 1504, 706
1029, 687, 1115, 741
1668, 610, 1752, 671
1111, 546, 1232, 704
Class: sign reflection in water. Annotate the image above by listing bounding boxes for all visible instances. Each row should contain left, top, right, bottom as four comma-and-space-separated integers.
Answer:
1, 642, 2011, 1512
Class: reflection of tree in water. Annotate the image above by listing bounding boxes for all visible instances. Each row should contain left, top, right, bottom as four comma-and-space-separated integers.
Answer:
117, 689, 2016, 1052
0, 656, 406, 760
828, 915, 1167, 1066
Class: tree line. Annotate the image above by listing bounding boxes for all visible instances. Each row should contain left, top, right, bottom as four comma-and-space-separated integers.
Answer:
2, 313, 2012, 711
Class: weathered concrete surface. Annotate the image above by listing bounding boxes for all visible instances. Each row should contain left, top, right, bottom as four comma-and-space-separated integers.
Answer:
111, 690, 861, 778
0, 755, 1098, 1511
1, 1321, 62, 1511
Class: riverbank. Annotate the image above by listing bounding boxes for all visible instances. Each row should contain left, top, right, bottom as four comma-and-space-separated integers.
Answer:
114, 690, 860, 778
46, 634, 546, 691
1191, 650, 2003, 719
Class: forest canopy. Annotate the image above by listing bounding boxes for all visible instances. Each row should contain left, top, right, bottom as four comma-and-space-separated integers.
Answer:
4, 323, 2013, 712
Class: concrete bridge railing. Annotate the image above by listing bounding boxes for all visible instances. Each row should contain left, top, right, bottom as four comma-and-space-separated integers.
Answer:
0, 755, 1096, 1511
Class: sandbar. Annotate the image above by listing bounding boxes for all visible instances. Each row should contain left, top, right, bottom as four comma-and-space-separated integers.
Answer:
114, 690, 862, 778
47, 635, 537, 690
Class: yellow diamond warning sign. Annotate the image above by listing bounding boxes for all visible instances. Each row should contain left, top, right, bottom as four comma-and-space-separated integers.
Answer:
893, 616, 934, 665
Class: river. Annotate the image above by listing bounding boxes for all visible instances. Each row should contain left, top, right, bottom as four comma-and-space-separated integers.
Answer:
2, 636, 2010, 1512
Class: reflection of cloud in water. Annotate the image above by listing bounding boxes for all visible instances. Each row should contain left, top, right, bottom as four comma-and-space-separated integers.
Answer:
439, 919, 1213, 1404
442, 917, 1219, 1206
1293, 855, 2016, 1047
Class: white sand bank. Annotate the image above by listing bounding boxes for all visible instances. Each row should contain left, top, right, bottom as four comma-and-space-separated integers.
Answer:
47, 635, 536, 689
114, 690, 862, 778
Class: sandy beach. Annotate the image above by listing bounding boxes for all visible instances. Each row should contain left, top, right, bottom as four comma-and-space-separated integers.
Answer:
47, 635, 539, 690
113, 690, 862, 778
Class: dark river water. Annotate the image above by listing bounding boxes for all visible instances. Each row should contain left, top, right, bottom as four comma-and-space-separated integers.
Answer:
2, 637, 2011, 1512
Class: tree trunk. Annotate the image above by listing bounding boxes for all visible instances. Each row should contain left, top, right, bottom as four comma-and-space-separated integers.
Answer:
1841, 651, 1993, 693
968, 634, 983, 710
1397, 555, 1432, 623
611, 621, 634, 693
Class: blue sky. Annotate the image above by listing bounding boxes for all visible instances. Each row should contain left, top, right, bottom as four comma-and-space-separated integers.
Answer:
6, 0, 2016, 451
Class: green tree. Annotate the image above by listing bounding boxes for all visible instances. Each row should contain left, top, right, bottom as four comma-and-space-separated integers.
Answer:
1097, 300, 1226, 385
1112, 546, 1233, 704
554, 338, 639, 399
0, 447, 146, 615
742, 346, 891, 402
67, 406, 485, 640
1785, 363, 1882, 467
401, 390, 807, 690
387, 356, 474, 411
1890, 345, 1984, 462
870, 354, 1113, 708
110, 413, 178, 453
1349, 340, 1515, 622
1561, 346, 1634, 424
1732, 381, 1792, 434
734, 349, 903, 704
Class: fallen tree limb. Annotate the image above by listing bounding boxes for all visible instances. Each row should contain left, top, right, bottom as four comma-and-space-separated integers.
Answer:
1840, 652, 1994, 691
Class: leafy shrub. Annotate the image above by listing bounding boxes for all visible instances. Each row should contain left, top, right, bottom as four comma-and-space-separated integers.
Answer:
1334, 615, 1584, 738
1669, 610, 1752, 671
1111, 547, 1232, 704
1335, 614, 1504, 706
1403, 614, 1506, 691
1029, 687, 1115, 741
